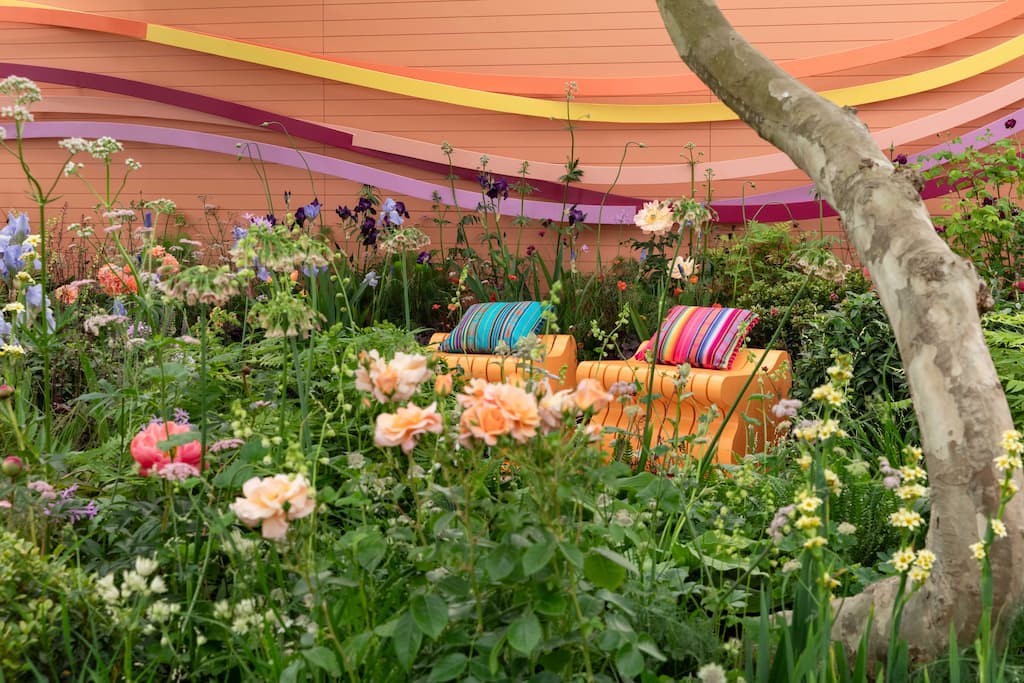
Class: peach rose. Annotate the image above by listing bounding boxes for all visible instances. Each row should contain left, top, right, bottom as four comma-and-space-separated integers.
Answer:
157, 254, 180, 278
457, 381, 539, 446
374, 402, 443, 453
130, 421, 204, 477
572, 378, 614, 414
456, 378, 490, 409
489, 383, 540, 442
230, 473, 316, 540
354, 350, 430, 403
434, 372, 453, 396
97, 263, 139, 296
538, 388, 576, 433
55, 284, 79, 305
458, 399, 512, 447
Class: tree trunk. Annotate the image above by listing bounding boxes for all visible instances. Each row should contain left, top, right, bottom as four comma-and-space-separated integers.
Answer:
656, 0, 1024, 663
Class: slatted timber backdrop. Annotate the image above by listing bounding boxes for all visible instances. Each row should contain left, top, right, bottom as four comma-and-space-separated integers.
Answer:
0, 0, 1019, 271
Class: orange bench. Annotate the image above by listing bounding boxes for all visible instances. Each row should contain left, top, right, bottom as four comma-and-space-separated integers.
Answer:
427, 333, 578, 391
576, 349, 791, 466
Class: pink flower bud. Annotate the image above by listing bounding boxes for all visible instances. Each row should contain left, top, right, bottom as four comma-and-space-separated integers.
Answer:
0, 384, 12, 400
2, 455, 23, 478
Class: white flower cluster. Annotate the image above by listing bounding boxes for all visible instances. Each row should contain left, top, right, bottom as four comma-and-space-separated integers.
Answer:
95, 556, 168, 626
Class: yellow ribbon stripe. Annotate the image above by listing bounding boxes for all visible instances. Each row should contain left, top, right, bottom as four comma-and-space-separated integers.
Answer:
1, 0, 1019, 124
144, 25, 1024, 124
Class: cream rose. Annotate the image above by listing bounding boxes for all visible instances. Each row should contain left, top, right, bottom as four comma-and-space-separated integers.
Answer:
230, 473, 316, 540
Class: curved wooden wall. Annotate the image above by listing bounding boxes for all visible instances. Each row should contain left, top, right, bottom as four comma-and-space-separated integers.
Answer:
0, 0, 1019, 267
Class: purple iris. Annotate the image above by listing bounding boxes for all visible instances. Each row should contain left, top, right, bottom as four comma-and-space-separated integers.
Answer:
295, 198, 321, 227
382, 198, 406, 227
355, 197, 376, 216
894, 153, 908, 166
233, 225, 249, 241
487, 178, 509, 200
416, 251, 431, 264
336, 205, 353, 221
302, 264, 328, 277
1007, 118, 1017, 130
360, 216, 378, 246
567, 205, 586, 226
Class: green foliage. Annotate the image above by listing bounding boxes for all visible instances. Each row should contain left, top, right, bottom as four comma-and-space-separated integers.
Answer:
923, 136, 1024, 294
983, 309, 1024, 426
0, 531, 107, 677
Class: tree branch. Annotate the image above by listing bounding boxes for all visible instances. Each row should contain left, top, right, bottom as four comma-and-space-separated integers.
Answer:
657, 0, 1024, 663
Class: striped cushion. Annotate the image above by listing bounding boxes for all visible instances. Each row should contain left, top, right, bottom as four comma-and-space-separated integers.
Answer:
438, 301, 549, 354
633, 305, 759, 369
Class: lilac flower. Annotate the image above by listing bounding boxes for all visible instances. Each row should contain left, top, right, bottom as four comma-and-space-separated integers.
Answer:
770, 398, 803, 419
158, 462, 200, 482
879, 457, 902, 490
28, 480, 56, 500
68, 499, 99, 523
209, 438, 245, 453
567, 205, 586, 226
232, 225, 249, 241
173, 407, 190, 425
768, 504, 795, 542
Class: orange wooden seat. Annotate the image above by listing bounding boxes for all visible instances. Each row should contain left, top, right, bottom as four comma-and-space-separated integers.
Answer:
576, 349, 791, 466
427, 333, 578, 391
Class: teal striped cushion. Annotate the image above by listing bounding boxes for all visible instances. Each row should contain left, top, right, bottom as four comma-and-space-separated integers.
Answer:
439, 302, 549, 354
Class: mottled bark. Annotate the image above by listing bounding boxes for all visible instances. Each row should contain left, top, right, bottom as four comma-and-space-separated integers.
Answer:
656, 0, 1024, 663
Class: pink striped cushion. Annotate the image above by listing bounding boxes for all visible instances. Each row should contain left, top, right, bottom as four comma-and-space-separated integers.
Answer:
633, 306, 759, 369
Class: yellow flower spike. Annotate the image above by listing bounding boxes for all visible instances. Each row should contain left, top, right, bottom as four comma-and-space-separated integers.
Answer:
914, 549, 936, 570
991, 519, 1008, 538
892, 547, 916, 572
889, 507, 925, 530
902, 445, 923, 463
908, 566, 930, 585
970, 541, 987, 561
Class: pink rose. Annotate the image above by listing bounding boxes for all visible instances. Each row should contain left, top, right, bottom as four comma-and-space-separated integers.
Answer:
230, 473, 316, 540
374, 402, 443, 453
130, 421, 204, 477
